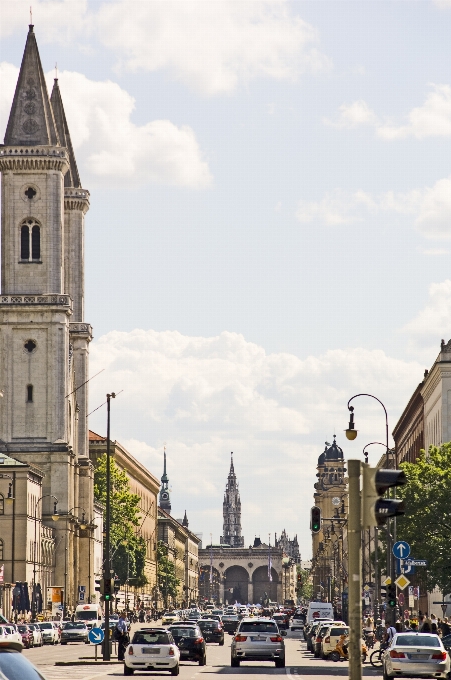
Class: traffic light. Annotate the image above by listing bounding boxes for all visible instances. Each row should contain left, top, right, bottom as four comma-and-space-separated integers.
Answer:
362, 464, 407, 527
310, 506, 321, 533
95, 579, 102, 593
387, 584, 397, 608
114, 579, 120, 594
103, 578, 112, 601
297, 573, 302, 583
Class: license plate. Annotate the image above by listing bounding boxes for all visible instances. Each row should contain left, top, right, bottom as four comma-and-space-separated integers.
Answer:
142, 648, 160, 654
410, 654, 429, 660
180, 650, 189, 655
251, 636, 266, 641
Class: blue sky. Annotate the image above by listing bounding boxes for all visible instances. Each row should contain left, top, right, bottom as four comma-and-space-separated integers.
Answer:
2, 0, 451, 558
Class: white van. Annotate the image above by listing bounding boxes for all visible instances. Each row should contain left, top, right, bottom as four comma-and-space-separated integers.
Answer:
306, 602, 334, 623
75, 603, 103, 631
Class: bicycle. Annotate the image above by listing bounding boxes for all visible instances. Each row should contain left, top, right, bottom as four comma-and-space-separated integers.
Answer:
370, 643, 388, 668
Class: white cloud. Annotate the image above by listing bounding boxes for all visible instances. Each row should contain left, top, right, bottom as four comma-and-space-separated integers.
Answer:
0, 0, 90, 43
297, 178, 451, 239
88, 328, 422, 554
96, 0, 332, 95
401, 280, 451, 355
0, 64, 212, 188
323, 100, 378, 129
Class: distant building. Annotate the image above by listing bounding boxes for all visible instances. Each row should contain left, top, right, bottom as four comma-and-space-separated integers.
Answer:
275, 529, 300, 563
220, 454, 244, 548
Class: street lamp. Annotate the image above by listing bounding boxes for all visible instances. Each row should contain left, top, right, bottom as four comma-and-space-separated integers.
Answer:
103, 392, 116, 662
32, 495, 59, 621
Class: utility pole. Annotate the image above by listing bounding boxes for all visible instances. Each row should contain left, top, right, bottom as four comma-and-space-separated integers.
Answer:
103, 392, 115, 661
348, 460, 362, 680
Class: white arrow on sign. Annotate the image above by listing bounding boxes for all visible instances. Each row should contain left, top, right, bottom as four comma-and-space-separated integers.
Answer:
90, 630, 103, 642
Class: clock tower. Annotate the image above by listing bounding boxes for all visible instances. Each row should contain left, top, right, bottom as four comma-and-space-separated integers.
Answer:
159, 447, 171, 513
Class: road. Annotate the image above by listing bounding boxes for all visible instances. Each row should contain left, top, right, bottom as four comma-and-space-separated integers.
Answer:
22, 626, 383, 680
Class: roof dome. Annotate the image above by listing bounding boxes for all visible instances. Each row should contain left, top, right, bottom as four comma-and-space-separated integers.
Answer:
317, 443, 328, 466
325, 436, 344, 461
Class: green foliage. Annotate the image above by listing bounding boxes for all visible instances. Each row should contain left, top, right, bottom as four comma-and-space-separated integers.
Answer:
296, 567, 313, 602
94, 453, 147, 585
157, 541, 180, 604
396, 443, 451, 595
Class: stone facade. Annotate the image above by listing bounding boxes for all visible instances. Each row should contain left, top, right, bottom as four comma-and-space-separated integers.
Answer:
275, 529, 300, 563
158, 507, 200, 607
0, 25, 95, 615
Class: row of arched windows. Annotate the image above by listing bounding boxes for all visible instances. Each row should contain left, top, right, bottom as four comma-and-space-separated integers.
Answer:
20, 220, 40, 261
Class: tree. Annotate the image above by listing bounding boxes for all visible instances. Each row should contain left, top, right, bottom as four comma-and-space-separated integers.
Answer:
396, 443, 451, 595
296, 567, 313, 602
94, 453, 147, 586
157, 541, 180, 606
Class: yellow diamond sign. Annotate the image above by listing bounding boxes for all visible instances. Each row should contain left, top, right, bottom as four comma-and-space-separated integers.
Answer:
383, 577, 391, 586
395, 575, 410, 590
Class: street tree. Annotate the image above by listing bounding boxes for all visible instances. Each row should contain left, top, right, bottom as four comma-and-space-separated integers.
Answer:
157, 541, 180, 607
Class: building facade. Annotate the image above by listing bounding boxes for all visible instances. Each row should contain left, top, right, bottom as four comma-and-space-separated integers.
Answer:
0, 25, 95, 615
220, 454, 244, 548
275, 530, 300, 563
158, 507, 200, 607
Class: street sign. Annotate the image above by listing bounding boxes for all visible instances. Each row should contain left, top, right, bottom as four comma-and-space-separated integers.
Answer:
393, 541, 410, 559
405, 558, 427, 567
364, 585, 370, 592
408, 596, 414, 608
396, 559, 416, 575
88, 627, 104, 645
398, 593, 405, 606
79, 592, 85, 601
395, 575, 410, 590
383, 577, 392, 586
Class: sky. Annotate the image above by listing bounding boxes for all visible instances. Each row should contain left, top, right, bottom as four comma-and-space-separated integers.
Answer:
2, 0, 451, 559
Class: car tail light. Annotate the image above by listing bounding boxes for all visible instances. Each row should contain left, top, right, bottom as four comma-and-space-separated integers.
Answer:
195, 637, 204, 644
431, 652, 447, 661
324, 636, 330, 643
389, 650, 406, 658
270, 636, 283, 642
316, 636, 322, 643
128, 647, 134, 655
235, 635, 247, 642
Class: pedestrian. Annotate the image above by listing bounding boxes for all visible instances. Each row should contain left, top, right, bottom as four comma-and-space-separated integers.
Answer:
384, 623, 397, 645
116, 612, 129, 662
421, 618, 432, 633
439, 617, 450, 636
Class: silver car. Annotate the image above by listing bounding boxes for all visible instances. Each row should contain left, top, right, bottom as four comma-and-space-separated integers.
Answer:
231, 617, 286, 668
382, 632, 450, 680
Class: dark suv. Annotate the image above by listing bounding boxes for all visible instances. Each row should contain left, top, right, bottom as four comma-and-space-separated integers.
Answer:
222, 615, 239, 634
168, 625, 206, 665
197, 620, 224, 645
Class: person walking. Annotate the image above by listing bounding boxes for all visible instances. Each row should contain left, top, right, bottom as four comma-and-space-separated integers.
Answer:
116, 612, 129, 661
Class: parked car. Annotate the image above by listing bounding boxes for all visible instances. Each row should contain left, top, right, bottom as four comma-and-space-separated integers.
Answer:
17, 625, 34, 648
27, 624, 43, 647
313, 622, 340, 658
197, 619, 224, 645
167, 624, 206, 665
231, 617, 286, 668
0, 626, 22, 644
382, 632, 450, 680
321, 624, 349, 659
38, 621, 59, 645
222, 615, 240, 634
124, 627, 180, 676
61, 621, 89, 644
0, 640, 53, 679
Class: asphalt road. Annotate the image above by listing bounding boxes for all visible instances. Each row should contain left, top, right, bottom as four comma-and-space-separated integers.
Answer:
21, 625, 383, 680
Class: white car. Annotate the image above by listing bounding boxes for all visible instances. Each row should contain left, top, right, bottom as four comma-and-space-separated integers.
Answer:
124, 627, 180, 676
38, 621, 59, 645
382, 632, 450, 680
161, 612, 179, 626
27, 624, 43, 646
1, 625, 22, 644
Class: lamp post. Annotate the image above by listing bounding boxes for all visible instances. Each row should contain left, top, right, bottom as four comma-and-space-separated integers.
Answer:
103, 392, 115, 661
32, 495, 59, 622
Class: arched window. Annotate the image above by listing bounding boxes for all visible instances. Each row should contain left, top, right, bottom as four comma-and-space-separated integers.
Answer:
21, 225, 30, 260
0, 495, 4, 516
0, 540, 4, 560
20, 220, 41, 262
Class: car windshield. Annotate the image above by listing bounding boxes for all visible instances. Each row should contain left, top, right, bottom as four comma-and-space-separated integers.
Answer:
331, 628, 349, 636
132, 632, 170, 645
63, 623, 86, 629
76, 611, 97, 620
0, 651, 47, 679
169, 628, 198, 638
39, 624, 52, 630
18, 627, 28, 633
223, 616, 239, 621
240, 622, 278, 633
199, 622, 217, 629
395, 635, 441, 647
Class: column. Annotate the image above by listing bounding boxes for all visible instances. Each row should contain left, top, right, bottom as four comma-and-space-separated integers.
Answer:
247, 581, 253, 604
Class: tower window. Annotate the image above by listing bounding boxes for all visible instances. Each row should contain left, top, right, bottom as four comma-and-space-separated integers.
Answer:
0, 539, 4, 560
24, 340, 36, 353
27, 385, 33, 402
25, 187, 36, 200
20, 220, 41, 262
0, 495, 4, 516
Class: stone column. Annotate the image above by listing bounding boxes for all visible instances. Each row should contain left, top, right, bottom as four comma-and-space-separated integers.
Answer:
247, 581, 253, 604
219, 581, 225, 604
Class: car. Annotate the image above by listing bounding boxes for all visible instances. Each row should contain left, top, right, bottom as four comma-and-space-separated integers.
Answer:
167, 624, 206, 666
0, 639, 54, 679
197, 619, 224, 645
38, 621, 59, 645
60, 621, 89, 644
382, 632, 450, 680
231, 617, 286, 668
291, 613, 305, 631
17, 626, 34, 649
27, 624, 43, 647
201, 614, 222, 624
161, 613, 179, 626
124, 627, 180, 676
272, 613, 290, 630
321, 624, 349, 659
306, 619, 334, 652
221, 615, 240, 634
211, 609, 224, 617
0, 627, 22, 645
442, 634, 451, 653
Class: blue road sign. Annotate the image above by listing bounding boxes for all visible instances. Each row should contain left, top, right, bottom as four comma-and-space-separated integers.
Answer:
88, 627, 104, 645
406, 558, 427, 567
396, 559, 416, 575
393, 541, 410, 559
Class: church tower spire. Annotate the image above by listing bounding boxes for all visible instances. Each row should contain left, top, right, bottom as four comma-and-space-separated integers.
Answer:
4, 25, 59, 146
220, 452, 244, 547
50, 78, 81, 188
159, 447, 171, 513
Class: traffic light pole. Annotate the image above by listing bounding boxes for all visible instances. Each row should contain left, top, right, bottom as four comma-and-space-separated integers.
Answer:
348, 460, 362, 680
103, 393, 115, 661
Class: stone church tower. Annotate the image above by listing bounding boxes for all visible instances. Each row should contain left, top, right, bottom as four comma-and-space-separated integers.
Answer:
159, 448, 171, 513
220, 453, 244, 547
0, 25, 94, 611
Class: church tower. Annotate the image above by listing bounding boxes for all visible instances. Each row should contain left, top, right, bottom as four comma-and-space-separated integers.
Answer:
0, 25, 94, 609
220, 453, 244, 547
159, 448, 171, 513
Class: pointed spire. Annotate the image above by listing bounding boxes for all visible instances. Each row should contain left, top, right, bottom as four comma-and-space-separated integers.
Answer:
182, 510, 189, 528
229, 451, 235, 475
4, 26, 59, 146
161, 446, 169, 484
50, 79, 81, 187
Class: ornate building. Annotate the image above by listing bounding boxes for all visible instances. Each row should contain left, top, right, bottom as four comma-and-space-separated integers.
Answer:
0, 25, 95, 615
275, 530, 300, 563
220, 454, 244, 548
